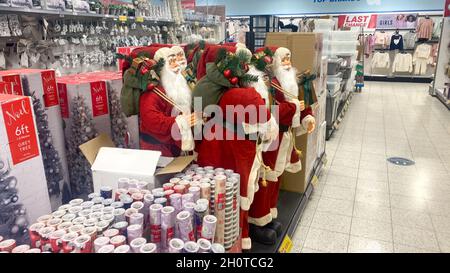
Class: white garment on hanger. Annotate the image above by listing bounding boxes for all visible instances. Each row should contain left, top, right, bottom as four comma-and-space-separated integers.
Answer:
413, 44, 432, 75
371, 52, 391, 69
392, 53, 413, 73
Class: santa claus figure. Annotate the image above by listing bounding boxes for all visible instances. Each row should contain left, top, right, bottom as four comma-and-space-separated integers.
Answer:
194, 45, 278, 250
139, 47, 197, 157
247, 47, 316, 246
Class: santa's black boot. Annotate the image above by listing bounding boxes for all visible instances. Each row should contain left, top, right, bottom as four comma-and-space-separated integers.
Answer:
265, 221, 283, 237
249, 224, 277, 245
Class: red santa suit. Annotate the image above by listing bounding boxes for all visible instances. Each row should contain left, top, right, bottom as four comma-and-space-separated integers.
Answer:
196, 87, 276, 250
248, 47, 315, 227
139, 47, 194, 157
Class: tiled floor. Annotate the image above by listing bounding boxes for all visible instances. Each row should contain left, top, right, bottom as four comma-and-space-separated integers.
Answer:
293, 81, 450, 253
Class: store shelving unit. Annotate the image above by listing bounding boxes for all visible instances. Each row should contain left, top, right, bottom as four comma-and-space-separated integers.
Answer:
251, 152, 326, 253
247, 15, 279, 52
432, 15, 450, 110
0, 6, 175, 23
326, 92, 353, 140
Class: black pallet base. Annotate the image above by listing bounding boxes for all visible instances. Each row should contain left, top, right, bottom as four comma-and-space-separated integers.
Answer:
365, 75, 433, 83
250, 154, 325, 253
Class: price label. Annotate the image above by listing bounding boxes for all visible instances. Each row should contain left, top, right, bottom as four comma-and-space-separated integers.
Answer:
194, 21, 200, 26
119, 15, 127, 22
136, 16, 144, 23
278, 235, 293, 253
311, 175, 319, 188
322, 156, 328, 166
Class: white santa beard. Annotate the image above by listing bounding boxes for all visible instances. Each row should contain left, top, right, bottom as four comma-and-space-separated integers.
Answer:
161, 65, 192, 113
274, 65, 299, 98
246, 66, 270, 106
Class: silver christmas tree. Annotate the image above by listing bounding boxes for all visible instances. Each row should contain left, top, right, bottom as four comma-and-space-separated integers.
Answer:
31, 94, 65, 198
67, 95, 98, 198
109, 89, 129, 148
0, 157, 29, 244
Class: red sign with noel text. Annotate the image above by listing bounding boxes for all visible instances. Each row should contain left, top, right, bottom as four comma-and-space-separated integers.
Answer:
57, 83, 69, 118
0, 82, 13, 95
1, 75, 24, 96
1, 97, 40, 165
41, 70, 59, 107
338, 14, 378, 29
90, 81, 108, 117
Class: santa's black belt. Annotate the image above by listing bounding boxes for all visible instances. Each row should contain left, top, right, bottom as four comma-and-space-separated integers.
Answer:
222, 120, 258, 142
279, 124, 289, 133
140, 132, 162, 145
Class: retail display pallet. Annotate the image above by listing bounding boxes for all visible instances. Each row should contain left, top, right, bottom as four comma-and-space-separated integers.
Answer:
365, 74, 433, 83
434, 89, 450, 110
326, 92, 353, 140
250, 152, 326, 253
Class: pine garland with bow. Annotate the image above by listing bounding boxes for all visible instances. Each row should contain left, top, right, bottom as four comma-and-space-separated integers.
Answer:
215, 48, 258, 87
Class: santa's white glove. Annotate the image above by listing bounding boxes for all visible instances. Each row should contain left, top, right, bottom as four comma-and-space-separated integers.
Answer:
175, 114, 195, 152
290, 98, 302, 128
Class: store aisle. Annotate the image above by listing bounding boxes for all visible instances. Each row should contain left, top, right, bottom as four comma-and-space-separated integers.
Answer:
292, 81, 450, 253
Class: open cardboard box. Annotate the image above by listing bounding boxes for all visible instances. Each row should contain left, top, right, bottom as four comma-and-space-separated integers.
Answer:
79, 133, 195, 193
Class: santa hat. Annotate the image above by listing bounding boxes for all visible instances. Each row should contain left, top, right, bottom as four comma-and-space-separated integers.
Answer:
273, 47, 291, 61
196, 45, 237, 80
154, 47, 174, 62
171, 45, 185, 56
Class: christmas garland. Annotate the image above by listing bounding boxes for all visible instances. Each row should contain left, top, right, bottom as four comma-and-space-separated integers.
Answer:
251, 47, 275, 72
215, 48, 258, 87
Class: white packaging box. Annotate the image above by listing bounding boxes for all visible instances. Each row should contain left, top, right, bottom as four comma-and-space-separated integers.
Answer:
91, 147, 161, 194
58, 71, 140, 149
104, 73, 140, 149
0, 69, 70, 210
57, 77, 112, 141
0, 94, 52, 240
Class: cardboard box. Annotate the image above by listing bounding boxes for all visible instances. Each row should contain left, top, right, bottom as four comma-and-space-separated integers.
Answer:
79, 134, 195, 195
266, 32, 324, 75
0, 69, 70, 210
0, 94, 52, 242
57, 76, 112, 141
91, 147, 161, 193
57, 71, 140, 149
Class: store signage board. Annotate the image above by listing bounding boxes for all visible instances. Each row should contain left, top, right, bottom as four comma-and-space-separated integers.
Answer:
445, 0, 450, 17
197, 0, 444, 16
376, 13, 419, 29
181, 0, 196, 10
338, 14, 377, 28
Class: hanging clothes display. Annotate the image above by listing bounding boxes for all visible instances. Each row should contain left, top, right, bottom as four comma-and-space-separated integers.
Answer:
432, 18, 442, 39
416, 18, 434, 40
374, 31, 390, 48
413, 43, 432, 75
389, 34, 404, 51
371, 52, 391, 69
403, 31, 417, 49
365, 34, 375, 57
392, 53, 413, 73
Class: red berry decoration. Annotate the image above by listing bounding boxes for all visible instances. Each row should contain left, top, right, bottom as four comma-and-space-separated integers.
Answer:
147, 83, 155, 91
140, 67, 149, 75
264, 56, 273, 64
223, 69, 232, 79
230, 77, 239, 85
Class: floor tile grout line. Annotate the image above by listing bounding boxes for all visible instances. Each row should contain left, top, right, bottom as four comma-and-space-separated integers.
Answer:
346, 87, 369, 253
386, 84, 395, 250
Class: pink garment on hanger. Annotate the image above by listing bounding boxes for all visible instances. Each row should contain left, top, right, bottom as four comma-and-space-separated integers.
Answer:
416, 18, 434, 40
